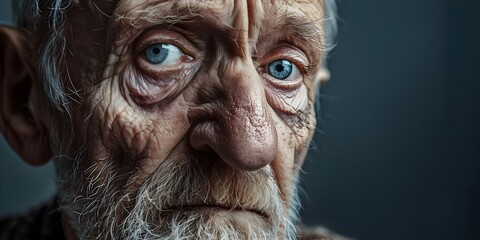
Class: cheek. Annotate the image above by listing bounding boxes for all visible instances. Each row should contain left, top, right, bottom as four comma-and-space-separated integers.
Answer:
82, 77, 190, 178
123, 65, 176, 106
269, 108, 315, 203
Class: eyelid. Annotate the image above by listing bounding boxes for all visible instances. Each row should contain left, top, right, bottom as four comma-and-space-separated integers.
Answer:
134, 29, 197, 59
133, 29, 201, 83
260, 47, 310, 75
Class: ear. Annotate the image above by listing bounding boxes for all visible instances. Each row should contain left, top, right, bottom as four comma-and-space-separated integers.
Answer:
0, 25, 52, 166
318, 67, 331, 84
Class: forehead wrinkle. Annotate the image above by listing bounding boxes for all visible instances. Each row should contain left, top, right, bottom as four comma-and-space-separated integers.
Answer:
112, 0, 235, 42
247, 0, 265, 51
229, 0, 251, 59
114, 0, 232, 26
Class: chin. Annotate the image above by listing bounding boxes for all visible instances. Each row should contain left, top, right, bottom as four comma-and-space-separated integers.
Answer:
120, 208, 279, 240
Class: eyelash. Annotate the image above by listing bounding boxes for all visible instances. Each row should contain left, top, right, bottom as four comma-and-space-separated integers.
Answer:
134, 30, 197, 61
288, 57, 311, 76
303, 63, 316, 76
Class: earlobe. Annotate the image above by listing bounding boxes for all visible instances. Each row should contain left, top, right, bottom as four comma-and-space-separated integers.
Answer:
0, 25, 52, 166
317, 67, 331, 84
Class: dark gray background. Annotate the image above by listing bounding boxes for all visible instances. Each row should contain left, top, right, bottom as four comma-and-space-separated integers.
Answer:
1, 1, 479, 240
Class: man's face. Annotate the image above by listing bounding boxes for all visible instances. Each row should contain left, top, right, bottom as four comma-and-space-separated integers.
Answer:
51, 0, 327, 239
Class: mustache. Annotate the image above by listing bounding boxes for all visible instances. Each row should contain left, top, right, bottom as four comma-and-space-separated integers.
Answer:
127, 155, 283, 222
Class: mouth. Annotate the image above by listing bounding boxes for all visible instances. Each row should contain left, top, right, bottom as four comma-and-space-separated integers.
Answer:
166, 204, 269, 219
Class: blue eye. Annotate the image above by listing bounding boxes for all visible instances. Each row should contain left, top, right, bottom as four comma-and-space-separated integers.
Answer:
267, 59, 293, 80
143, 43, 182, 65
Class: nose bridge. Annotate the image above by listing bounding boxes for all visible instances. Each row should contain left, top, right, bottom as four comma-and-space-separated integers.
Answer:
221, 59, 264, 116
218, 58, 277, 170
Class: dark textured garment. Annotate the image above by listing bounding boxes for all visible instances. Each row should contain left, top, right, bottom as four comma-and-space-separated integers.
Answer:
0, 200, 347, 240
0, 200, 65, 240
297, 226, 351, 240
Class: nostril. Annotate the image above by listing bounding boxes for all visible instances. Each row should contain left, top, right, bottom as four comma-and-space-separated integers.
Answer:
189, 122, 217, 152
189, 118, 277, 171
192, 142, 215, 155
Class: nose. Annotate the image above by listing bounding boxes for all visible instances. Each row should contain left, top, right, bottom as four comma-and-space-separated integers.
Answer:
189, 59, 277, 171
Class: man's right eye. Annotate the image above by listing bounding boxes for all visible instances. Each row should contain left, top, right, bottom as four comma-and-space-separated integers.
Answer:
143, 43, 183, 65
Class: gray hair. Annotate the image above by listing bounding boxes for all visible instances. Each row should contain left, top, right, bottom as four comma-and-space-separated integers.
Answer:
15, 0, 73, 114
323, 0, 339, 55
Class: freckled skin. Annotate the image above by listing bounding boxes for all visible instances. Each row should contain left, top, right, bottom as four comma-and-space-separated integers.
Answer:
59, 0, 326, 238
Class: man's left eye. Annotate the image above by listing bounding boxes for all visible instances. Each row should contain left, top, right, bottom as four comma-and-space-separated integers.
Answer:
143, 43, 183, 65
267, 59, 300, 81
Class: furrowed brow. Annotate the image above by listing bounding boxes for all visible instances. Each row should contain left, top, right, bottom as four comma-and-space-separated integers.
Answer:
113, 2, 229, 36
276, 13, 326, 52
109, 3, 217, 48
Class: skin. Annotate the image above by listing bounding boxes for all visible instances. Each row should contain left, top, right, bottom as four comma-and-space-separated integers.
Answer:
0, 0, 330, 239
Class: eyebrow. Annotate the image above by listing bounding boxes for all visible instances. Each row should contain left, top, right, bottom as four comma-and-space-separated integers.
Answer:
275, 12, 326, 52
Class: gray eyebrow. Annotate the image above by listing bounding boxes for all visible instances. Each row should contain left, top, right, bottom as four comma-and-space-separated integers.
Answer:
274, 12, 327, 52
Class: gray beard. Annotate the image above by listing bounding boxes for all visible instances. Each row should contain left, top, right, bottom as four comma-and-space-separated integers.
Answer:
55, 152, 300, 240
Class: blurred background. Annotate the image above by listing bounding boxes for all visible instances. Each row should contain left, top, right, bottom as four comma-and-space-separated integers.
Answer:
1, 0, 479, 239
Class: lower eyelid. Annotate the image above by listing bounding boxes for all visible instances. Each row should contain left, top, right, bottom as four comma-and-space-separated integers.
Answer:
263, 76, 303, 93
262, 64, 303, 87
136, 55, 194, 80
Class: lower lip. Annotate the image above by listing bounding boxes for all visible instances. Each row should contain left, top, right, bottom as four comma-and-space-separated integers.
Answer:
168, 205, 267, 219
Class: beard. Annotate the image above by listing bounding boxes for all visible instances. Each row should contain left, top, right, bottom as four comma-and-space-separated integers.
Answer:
55, 149, 300, 240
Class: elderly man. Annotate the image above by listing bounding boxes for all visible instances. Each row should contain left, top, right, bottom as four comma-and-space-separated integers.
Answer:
0, 0, 340, 239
